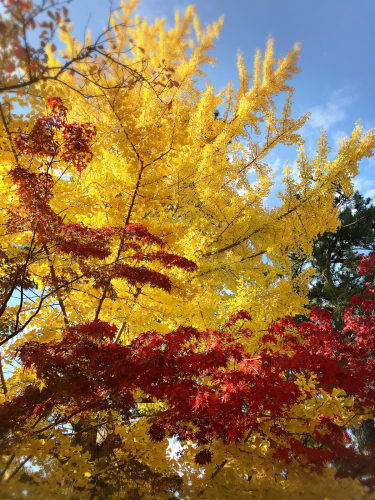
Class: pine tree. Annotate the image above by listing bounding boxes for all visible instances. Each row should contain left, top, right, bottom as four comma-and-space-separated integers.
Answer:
291, 187, 375, 330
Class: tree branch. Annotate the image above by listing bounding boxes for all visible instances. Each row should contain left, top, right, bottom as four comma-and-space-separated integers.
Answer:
7, 455, 32, 482
43, 243, 69, 326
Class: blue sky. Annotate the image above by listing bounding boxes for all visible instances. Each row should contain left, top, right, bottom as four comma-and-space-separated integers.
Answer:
67, 0, 375, 201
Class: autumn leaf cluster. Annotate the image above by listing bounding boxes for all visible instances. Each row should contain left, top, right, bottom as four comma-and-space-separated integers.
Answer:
0, 1, 375, 499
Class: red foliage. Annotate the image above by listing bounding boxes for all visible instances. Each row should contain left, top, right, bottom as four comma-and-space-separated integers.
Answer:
60, 121, 96, 172
120, 224, 166, 248
15, 96, 96, 172
1, 255, 374, 474
195, 450, 213, 466
225, 310, 252, 328
55, 223, 116, 260
358, 253, 375, 277
48, 97, 68, 118
132, 250, 198, 273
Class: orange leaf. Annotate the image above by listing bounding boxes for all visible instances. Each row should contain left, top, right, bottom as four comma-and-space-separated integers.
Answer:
14, 47, 28, 59
19, 0, 30, 12
4, 61, 16, 73
50, 44, 56, 53
167, 101, 173, 110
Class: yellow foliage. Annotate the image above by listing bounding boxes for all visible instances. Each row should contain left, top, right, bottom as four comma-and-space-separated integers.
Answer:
0, 1, 374, 499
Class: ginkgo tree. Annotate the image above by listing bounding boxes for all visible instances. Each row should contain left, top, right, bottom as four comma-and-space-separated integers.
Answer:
1, 0, 375, 499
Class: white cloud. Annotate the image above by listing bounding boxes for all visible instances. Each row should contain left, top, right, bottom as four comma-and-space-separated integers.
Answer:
353, 177, 375, 201
308, 86, 356, 129
267, 152, 281, 172
331, 129, 348, 153
364, 188, 375, 200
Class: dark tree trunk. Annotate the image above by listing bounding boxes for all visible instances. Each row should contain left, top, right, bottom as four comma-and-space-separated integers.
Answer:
353, 418, 375, 450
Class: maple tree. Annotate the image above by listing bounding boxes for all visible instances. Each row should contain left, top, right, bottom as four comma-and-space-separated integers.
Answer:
1, 1, 375, 498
